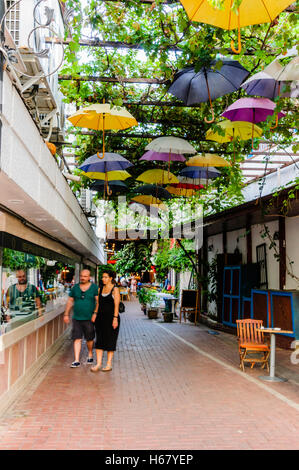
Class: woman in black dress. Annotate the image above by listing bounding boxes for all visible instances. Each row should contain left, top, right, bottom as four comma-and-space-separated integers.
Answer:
91, 270, 120, 372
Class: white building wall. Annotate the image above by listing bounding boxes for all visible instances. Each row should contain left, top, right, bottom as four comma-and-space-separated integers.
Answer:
207, 233, 222, 317
285, 217, 299, 290
251, 221, 279, 290
226, 229, 247, 264
0, 71, 104, 264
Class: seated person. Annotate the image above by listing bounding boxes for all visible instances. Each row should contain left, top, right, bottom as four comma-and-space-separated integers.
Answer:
5, 269, 43, 317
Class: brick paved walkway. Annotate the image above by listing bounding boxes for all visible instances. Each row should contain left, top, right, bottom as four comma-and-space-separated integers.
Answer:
0, 299, 299, 450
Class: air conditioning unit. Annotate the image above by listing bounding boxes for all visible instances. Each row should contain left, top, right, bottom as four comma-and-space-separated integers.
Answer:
5, 1, 20, 46
80, 189, 92, 213
90, 202, 97, 217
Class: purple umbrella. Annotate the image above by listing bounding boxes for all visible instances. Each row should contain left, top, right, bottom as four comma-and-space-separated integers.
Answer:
222, 97, 285, 124
222, 97, 285, 146
140, 150, 186, 163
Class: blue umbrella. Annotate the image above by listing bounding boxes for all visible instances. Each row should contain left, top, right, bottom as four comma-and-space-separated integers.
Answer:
90, 180, 128, 195
179, 166, 221, 179
168, 59, 249, 122
79, 153, 133, 173
133, 184, 173, 200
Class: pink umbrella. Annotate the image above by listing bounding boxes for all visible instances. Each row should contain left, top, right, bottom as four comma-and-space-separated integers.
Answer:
222, 97, 285, 123
222, 97, 285, 146
140, 150, 186, 162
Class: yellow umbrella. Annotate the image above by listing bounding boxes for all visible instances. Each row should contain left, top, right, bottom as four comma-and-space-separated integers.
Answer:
206, 120, 263, 143
131, 195, 166, 210
68, 103, 138, 158
180, 0, 293, 53
166, 186, 199, 197
136, 169, 179, 185
186, 154, 230, 167
81, 170, 131, 181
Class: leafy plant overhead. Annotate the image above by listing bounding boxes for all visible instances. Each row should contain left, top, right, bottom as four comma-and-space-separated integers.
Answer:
59, 0, 299, 217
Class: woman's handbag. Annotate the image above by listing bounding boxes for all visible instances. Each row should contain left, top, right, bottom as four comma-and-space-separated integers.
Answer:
119, 302, 125, 313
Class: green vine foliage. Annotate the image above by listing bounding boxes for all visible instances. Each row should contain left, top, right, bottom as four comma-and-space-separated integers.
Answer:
60, 0, 298, 221
153, 239, 194, 281
113, 241, 152, 275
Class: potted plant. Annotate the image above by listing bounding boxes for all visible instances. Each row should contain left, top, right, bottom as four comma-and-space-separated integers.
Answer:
137, 288, 149, 314
145, 290, 159, 319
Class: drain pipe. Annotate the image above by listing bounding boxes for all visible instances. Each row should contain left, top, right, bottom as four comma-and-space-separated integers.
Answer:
0, 0, 5, 170
0, 0, 4, 312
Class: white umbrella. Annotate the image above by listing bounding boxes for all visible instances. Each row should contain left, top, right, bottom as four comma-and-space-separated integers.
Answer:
145, 136, 196, 154
242, 57, 299, 99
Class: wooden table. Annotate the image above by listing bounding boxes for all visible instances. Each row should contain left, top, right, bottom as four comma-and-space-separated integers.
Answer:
257, 328, 294, 382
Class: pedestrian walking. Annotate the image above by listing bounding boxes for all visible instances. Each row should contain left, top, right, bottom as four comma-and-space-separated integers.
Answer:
64, 269, 99, 368
130, 275, 137, 297
91, 270, 120, 372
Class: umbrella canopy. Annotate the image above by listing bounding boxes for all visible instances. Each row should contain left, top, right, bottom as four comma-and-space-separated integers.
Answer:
68, 103, 138, 130
79, 153, 133, 173
133, 184, 173, 200
81, 170, 131, 181
129, 202, 160, 218
206, 120, 263, 143
179, 166, 221, 179
90, 180, 128, 194
131, 195, 167, 210
267, 56, 299, 82
140, 150, 186, 162
180, 0, 293, 53
241, 58, 299, 99
68, 103, 138, 159
136, 169, 179, 185
166, 185, 202, 197
145, 136, 196, 155
222, 97, 285, 123
168, 60, 249, 121
186, 154, 230, 167
171, 182, 204, 190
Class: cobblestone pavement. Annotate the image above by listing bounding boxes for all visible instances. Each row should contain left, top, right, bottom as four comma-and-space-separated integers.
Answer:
0, 299, 299, 450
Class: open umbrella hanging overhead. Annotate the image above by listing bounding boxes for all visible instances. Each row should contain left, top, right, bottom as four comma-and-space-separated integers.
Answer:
179, 166, 221, 180
145, 136, 196, 154
79, 153, 133, 197
133, 184, 173, 200
68, 102, 138, 159
206, 120, 263, 143
140, 150, 186, 163
136, 169, 179, 185
242, 57, 299, 100
81, 170, 131, 181
166, 185, 202, 197
90, 180, 128, 196
179, 0, 293, 53
131, 195, 167, 210
79, 153, 133, 173
186, 154, 231, 167
144, 136, 196, 178
222, 97, 285, 140
206, 120, 263, 161
168, 59, 249, 122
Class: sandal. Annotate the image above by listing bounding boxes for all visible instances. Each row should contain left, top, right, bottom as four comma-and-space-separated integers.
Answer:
90, 365, 101, 373
101, 365, 112, 372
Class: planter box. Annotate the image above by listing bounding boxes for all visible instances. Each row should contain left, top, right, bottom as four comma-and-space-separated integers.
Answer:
163, 312, 173, 323
147, 308, 158, 319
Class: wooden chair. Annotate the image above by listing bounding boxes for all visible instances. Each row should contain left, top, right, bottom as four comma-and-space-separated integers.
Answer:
179, 289, 200, 325
236, 319, 270, 372
120, 289, 130, 301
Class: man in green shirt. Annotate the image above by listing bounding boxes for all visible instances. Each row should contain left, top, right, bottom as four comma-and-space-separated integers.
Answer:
6, 269, 43, 317
64, 269, 99, 368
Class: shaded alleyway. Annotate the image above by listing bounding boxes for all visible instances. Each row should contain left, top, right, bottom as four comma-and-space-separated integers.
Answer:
0, 300, 299, 450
